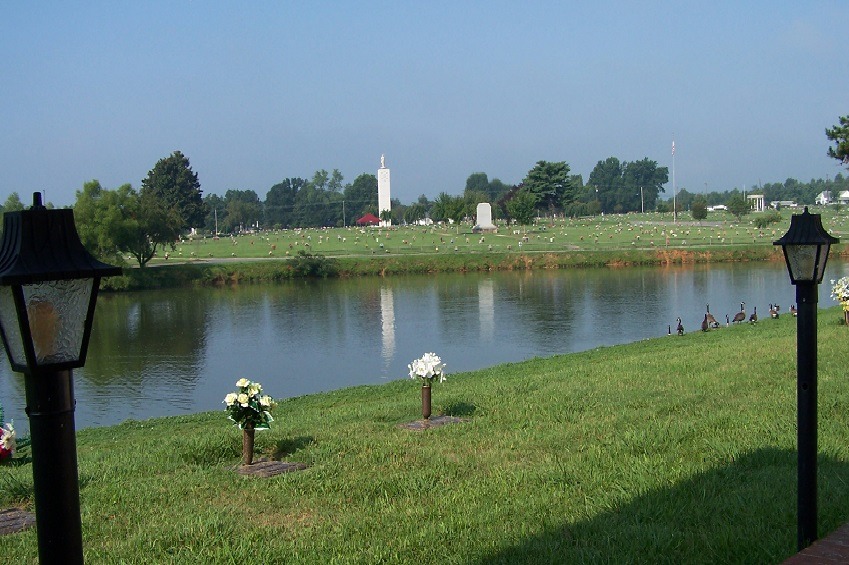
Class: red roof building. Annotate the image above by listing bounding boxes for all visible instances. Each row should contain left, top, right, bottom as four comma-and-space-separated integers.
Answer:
356, 213, 380, 226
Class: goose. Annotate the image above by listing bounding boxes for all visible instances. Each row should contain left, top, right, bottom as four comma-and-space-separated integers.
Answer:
769, 304, 779, 319
749, 306, 758, 324
668, 325, 672, 336
701, 314, 710, 332
676, 317, 684, 336
790, 304, 798, 317
725, 314, 730, 327
706, 304, 720, 328
732, 302, 746, 324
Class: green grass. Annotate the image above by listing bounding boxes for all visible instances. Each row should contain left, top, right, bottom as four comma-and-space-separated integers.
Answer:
2, 310, 849, 563
150, 209, 849, 261
97, 209, 849, 290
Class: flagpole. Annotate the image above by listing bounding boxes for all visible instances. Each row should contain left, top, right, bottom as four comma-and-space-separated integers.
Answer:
672, 137, 677, 224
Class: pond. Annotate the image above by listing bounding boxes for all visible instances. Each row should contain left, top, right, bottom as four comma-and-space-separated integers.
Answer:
2, 260, 847, 432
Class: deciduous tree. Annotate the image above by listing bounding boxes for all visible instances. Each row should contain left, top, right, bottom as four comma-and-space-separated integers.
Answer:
505, 189, 537, 225
141, 151, 205, 229
522, 161, 573, 216
588, 157, 623, 213
343, 173, 378, 221
223, 189, 263, 232
404, 203, 426, 225
727, 192, 749, 219
74, 181, 180, 267
431, 192, 464, 224
2, 192, 24, 213
826, 115, 849, 168
266, 178, 308, 228
589, 157, 667, 213
624, 158, 668, 212
691, 196, 708, 221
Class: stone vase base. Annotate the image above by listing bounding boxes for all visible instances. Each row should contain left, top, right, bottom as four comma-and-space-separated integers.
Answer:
421, 385, 432, 420
242, 428, 255, 466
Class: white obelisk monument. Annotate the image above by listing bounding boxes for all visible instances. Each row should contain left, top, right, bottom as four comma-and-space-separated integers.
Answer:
378, 154, 391, 227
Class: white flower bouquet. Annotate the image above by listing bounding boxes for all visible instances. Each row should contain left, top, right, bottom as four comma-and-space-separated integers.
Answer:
223, 378, 276, 430
408, 352, 447, 386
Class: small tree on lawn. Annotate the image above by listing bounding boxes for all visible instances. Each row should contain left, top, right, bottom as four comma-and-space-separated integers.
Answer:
691, 197, 708, 222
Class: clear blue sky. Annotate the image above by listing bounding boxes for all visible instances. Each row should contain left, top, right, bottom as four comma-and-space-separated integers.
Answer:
1, 2, 847, 207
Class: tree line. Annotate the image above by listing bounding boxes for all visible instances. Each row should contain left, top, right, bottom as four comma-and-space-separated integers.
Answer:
658, 174, 849, 218
7, 114, 844, 267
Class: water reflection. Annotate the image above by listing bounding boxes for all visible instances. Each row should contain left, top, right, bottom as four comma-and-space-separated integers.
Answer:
478, 278, 494, 342
380, 286, 395, 366
1, 260, 847, 431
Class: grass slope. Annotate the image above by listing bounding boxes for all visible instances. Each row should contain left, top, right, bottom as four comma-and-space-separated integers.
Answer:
1, 310, 849, 563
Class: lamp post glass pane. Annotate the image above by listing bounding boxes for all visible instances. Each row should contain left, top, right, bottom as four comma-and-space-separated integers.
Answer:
815, 244, 830, 282
22, 278, 93, 364
0, 286, 26, 366
785, 244, 818, 282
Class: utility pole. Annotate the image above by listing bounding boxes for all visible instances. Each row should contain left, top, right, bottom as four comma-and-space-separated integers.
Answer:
672, 137, 677, 223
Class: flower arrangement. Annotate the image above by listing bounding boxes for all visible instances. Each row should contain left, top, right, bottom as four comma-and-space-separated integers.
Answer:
408, 352, 447, 387
0, 423, 15, 461
831, 277, 849, 325
223, 378, 276, 430
831, 277, 849, 310
409, 352, 447, 421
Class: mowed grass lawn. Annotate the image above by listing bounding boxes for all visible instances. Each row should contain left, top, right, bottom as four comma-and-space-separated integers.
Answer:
152, 209, 849, 262
2, 309, 849, 563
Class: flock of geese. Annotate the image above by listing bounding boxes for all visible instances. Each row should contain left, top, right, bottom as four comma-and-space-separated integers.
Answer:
670, 302, 798, 336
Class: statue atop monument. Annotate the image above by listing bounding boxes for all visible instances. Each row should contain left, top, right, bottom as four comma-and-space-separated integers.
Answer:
380, 154, 386, 168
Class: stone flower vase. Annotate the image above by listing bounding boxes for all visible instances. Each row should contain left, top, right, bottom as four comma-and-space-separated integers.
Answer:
242, 424, 255, 466
844, 308, 849, 326
421, 384, 432, 420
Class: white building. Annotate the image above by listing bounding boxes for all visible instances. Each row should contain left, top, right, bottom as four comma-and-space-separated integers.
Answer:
746, 194, 765, 212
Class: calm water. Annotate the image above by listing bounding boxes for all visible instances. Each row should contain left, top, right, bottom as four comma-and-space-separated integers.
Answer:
2, 260, 847, 431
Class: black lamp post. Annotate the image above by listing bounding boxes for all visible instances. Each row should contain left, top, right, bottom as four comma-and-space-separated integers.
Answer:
773, 206, 839, 551
0, 193, 121, 564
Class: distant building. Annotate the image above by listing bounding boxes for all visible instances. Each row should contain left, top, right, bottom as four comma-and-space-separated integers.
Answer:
746, 194, 765, 212
356, 213, 380, 226
707, 204, 727, 212
769, 200, 799, 209
839, 191, 849, 204
815, 191, 832, 205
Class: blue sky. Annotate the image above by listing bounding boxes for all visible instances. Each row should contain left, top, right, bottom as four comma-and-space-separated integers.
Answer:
1, 2, 847, 207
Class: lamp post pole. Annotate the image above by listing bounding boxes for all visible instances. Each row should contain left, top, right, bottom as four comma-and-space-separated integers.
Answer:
773, 206, 839, 551
795, 281, 818, 550
0, 193, 122, 564
25, 369, 83, 563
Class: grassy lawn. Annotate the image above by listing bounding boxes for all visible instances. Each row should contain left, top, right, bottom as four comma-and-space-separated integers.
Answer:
2, 308, 849, 563
151, 209, 849, 262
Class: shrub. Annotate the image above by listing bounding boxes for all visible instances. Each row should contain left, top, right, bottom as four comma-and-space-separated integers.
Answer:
753, 210, 782, 229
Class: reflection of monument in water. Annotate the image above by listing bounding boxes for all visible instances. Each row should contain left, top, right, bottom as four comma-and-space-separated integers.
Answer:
380, 285, 395, 365
378, 154, 391, 227
478, 278, 495, 342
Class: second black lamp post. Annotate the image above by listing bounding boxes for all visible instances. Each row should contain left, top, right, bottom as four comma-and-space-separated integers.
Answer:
774, 206, 839, 551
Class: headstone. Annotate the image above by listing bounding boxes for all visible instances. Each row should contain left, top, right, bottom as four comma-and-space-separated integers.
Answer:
473, 203, 497, 233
